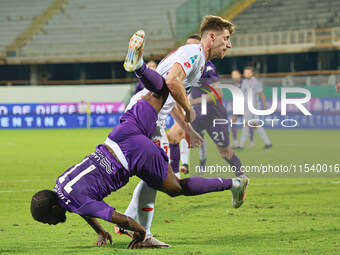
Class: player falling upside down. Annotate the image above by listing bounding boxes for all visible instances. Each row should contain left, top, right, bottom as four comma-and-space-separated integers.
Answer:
30, 27, 249, 250
119, 15, 248, 247
167, 35, 245, 177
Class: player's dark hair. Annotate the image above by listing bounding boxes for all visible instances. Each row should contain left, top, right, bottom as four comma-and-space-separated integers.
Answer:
31, 189, 59, 221
187, 34, 201, 41
200, 15, 234, 37
244, 66, 254, 72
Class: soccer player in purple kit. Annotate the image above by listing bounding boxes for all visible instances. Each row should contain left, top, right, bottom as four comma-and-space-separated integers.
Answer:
31, 16, 248, 250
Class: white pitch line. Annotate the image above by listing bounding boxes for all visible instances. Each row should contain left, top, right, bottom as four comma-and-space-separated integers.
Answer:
0, 179, 55, 183
0, 189, 36, 193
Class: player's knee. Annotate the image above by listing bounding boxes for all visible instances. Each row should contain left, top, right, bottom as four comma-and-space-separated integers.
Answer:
165, 179, 182, 197
218, 146, 233, 160
167, 133, 177, 144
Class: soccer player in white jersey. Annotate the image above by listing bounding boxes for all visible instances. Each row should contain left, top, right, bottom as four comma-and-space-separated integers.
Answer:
238, 66, 272, 149
116, 15, 248, 248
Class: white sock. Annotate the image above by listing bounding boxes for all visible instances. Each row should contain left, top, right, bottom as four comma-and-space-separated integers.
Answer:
256, 127, 271, 145
180, 139, 189, 165
124, 180, 144, 220
136, 181, 157, 236
199, 137, 207, 161
239, 126, 250, 148
124, 180, 156, 236
231, 178, 241, 191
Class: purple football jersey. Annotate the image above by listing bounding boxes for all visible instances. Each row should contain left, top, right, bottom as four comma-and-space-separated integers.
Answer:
191, 61, 220, 99
190, 61, 230, 147
55, 145, 131, 222
54, 100, 170, 222
107, 99, 169, 190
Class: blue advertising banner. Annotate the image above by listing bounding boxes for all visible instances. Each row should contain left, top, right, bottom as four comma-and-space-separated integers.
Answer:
0, 98, 339, 129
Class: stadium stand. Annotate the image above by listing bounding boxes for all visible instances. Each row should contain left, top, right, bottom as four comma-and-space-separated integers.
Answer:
232, 0, 340, 33
0, 0, 339, 84
6, 0, 187, 63
229, 0, 340, 55
0, 0, 55, 54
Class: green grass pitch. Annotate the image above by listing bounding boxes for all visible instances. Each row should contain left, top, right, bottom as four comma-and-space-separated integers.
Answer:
0, 129, 339, 254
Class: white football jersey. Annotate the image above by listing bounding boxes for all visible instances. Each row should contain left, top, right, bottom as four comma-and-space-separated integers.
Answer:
241, 77, 263, 109
126, 44, 206, 119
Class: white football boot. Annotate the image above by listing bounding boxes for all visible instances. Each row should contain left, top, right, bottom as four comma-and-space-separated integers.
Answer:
231, 175, 249, 209
124, 30, 145, 72
142, 234, 171, 248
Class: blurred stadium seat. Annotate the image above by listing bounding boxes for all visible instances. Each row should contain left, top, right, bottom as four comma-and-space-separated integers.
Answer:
11, 0, 187, 62
0, 0, 339, 85
0, 0, 54, 53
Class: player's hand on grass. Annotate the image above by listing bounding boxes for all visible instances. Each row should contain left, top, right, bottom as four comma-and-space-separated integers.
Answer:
93, 231, 113, 246
127, 230, 146, 249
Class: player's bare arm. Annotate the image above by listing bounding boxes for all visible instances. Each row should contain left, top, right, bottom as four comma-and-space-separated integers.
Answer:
170, 103, 203, 147
82, 209, 146, 248
111, 210, 146, 249
81, 216, 113, 245
166, 63, 196, 122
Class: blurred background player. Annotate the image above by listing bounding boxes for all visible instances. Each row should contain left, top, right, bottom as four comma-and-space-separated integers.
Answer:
134, 60, 157, 94
237, 66, 272, 149
168, 35, 245, 179
230, 70, 254, 148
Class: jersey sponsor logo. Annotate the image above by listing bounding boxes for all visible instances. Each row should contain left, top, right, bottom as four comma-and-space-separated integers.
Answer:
200, 66, 204, 73
206, 66, 213, 72
91, 149, 115, 175
184, 62, 191, 68
190, 54, 198, 64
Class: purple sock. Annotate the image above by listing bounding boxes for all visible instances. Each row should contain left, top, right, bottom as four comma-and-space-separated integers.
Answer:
225, 153, 243, 177
183, 177, 232, 196
250, 127, 254, 143
170, 143, 180, 174
134, 62, 165, 93
232, 125, 237, 140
